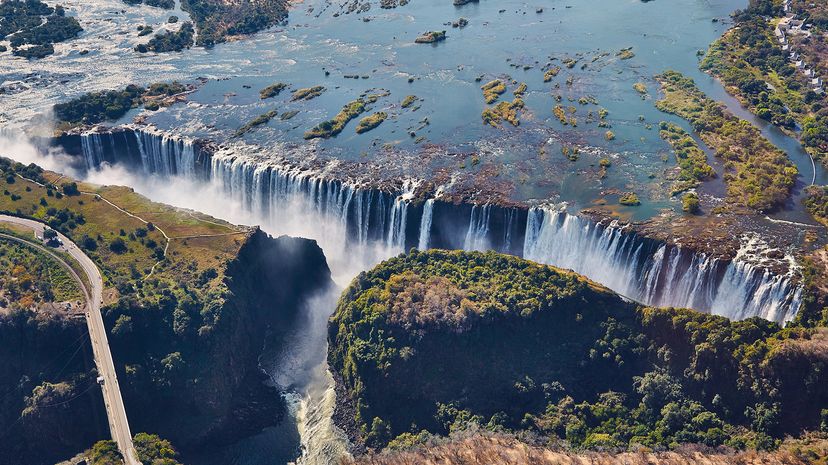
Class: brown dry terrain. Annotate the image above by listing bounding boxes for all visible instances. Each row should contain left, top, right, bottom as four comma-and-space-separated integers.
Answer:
343, 433, 828, 465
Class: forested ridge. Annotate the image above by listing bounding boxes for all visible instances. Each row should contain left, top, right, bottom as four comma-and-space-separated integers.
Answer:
329, 250, 828, 455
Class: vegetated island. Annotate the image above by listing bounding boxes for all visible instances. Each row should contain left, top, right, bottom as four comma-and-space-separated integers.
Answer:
0, 158, 333, 463
135, 22, 195, 53
234, 109, 279, 137
701, 0, 828, 166
415, 30, 446, 44
291, 85, 326, 101
481, 99, 524, 127
329, 249, 828, 459
657, 121, 716, 195
260, 82, 288, 99
122, 0, 175, 8
655, 70, 797, 212
0, 0, 83, 59
180, 0, 288, 46
401, 95, 419, 108
304, 98, 367, 139
52, 81, 190, 130
481, 79, 506, 104
356, 112, 388, 134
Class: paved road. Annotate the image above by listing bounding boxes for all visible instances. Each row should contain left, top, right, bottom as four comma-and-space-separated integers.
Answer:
0, 215, 141, 465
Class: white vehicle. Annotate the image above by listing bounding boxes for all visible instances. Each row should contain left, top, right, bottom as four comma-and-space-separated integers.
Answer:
97, 376, 105, 385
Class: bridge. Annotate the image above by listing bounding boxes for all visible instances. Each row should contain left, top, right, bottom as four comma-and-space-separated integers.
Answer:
0, 214, 141, 465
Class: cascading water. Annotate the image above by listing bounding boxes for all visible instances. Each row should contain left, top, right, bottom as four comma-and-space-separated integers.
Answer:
80, 131, 105, 169
74, 129, 804, 324
418, 199, 434, 250
464, 204, 491, 251
71, 127, 804, 463
523, 207, 802, 323
387, 181, 415, 253
134, 130, 196, 177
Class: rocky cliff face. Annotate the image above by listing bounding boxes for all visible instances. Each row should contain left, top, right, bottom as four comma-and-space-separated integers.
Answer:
109, 229, 334, 455
0, 229, 333, 464
329, 249, 828, 455
0, 311, 108, 465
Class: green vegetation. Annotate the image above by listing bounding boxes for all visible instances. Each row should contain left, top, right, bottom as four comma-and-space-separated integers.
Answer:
0, 0, 83, 59
137, 25, 154, 37
291, 85, 326, 101
633, 82, 648, 95
136, 22, 194, 53
658, 121, 715, 194
0, 237, 81, 308
513, 82, 527, 97
123, 0, 175, 8
0, 156, 246, 295
53, 82, 187, 127
146, 81, 186, 97
618, 192, 640, 206
543, 66, 561, 82
234, 110, 279, 137
481, 99, 524, 127
553, 105, 568, 124
414, 30, 446, 44
180, 0, 287, 46
330, 249, 828, 453
804, 185, 828, 226
481, 79, 506, 104
356, 112, 388, 134
655, 70, 797, 211
401, 95, 419, 108
133, 433, 183, 465
88, 440, 122, 465
682, 192, 701, 214
260, 82, 287, 99
0, 157, 333, 457
304, 98, 367, 139
54, 85, 144, 126
701, 0, 828, 165
617, 47, 635, 60
87, 433, 183, 464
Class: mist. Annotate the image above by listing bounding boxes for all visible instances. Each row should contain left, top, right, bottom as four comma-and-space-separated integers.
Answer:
2, 130, 399, 284
0, 131, 82, 177
0, 132, 399, 464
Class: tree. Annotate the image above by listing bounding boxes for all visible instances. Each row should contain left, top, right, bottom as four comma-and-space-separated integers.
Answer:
682, 192, 700, 214
109, 237, 127, 254
61, 182, 80, 196
81, 235, 98, 251
112, 314, 133, 336
133, 433, 182, 465
89, 440, 122, 465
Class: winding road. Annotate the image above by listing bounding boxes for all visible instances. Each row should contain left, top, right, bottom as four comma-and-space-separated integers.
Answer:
0, 215, 140, 465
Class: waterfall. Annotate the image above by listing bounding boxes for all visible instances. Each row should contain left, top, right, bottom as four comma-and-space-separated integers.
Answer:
71, 129, 803, 324
523, 207, 802, 323
464, 204, 491, 251
80, 132, 104, 169
418, 199, 434, 250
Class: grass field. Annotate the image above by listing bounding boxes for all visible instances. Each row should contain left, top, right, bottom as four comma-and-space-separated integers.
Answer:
0, 162, 251, 297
